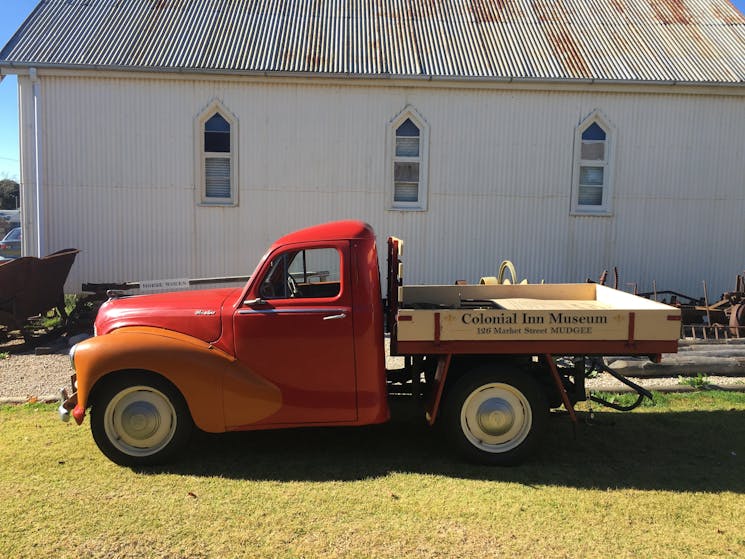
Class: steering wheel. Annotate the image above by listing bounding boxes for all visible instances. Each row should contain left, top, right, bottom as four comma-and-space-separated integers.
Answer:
287, 274, 299, 297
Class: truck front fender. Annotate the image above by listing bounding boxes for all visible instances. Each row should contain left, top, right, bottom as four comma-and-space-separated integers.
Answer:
71, 327, 282, 433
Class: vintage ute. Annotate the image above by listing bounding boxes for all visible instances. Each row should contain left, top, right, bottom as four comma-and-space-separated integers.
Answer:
61, 220, 681, 467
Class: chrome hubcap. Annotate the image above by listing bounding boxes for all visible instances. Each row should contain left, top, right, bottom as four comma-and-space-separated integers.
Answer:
476, 398, 515, 437
120, 401, 162, 441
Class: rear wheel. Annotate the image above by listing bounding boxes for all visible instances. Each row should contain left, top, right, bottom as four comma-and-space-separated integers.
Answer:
442, 367, 548, 465
90, 374, 193, 467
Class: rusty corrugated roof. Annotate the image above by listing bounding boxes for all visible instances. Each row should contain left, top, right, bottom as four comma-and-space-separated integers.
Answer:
1, 0, 744, 84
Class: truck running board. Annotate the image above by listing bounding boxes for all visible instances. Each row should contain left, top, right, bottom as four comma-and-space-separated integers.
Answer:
587, 357, 654, 412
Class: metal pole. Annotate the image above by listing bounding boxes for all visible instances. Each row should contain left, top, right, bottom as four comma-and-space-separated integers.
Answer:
703, 280, 716, 340
30, 67, 44, 257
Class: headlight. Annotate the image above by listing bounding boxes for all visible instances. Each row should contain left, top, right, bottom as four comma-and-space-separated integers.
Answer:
69, 344, 77, 371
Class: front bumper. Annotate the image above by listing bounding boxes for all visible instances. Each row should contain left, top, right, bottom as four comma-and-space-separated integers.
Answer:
58, 374, 83, 424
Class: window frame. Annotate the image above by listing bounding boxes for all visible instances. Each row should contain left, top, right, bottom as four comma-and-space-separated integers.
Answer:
570, 110, 616, 217
386, 106, 430, 211
195, 100, 239, 207
257, 246, 343, 301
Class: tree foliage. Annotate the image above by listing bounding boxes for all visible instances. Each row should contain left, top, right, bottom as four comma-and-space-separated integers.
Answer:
0, 179, 20, 210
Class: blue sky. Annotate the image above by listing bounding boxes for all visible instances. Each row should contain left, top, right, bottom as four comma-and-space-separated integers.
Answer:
1, 0, 40, 181
1, 0, 744, 182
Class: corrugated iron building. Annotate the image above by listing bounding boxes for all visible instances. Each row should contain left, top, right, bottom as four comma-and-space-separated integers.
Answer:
1, 0, 744, 297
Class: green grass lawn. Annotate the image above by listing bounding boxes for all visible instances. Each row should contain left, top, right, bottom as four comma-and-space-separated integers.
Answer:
2, 392, 745, 558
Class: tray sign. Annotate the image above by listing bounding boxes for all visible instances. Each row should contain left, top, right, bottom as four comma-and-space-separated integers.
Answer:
397, 307, 680, 342
439, 308, 628, 341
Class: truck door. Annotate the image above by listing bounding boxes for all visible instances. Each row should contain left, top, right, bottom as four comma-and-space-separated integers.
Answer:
232, 242, 357, 425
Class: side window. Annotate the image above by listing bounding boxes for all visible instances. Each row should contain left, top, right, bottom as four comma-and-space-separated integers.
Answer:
388, 107, 429, 211
260, 248, 341, 299
196, 101, 238, 206
204, 113, 231, 198
571, 111, 615, 216
394, 119, 421, 204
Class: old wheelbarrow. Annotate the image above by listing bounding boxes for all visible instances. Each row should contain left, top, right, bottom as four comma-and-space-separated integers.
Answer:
0, 248, 80, 342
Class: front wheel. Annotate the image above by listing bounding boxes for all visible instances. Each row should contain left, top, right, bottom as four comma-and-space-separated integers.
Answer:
90, 374, 193, 467
441, 368, 548, 465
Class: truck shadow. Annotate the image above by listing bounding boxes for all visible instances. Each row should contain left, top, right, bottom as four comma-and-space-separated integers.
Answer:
147, 402, 745, 493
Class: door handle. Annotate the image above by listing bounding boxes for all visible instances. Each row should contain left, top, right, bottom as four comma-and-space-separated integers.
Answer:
323, 313, 347, 321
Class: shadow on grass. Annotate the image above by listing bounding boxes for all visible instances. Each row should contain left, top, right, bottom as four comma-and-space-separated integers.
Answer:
142, 399, 745, 492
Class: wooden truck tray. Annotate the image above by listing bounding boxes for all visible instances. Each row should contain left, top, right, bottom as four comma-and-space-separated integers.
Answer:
394, 283, 681, 356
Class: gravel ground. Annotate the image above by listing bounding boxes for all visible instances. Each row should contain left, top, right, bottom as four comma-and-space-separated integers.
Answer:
1, 340, 744, 404
0, 353, 71, 403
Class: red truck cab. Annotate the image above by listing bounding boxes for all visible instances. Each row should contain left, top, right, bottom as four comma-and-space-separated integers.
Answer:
66, 221, 389, 466
229, 220, 388, 426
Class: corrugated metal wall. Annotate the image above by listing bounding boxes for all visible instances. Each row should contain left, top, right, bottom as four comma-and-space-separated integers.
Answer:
22, 74, 745, 298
